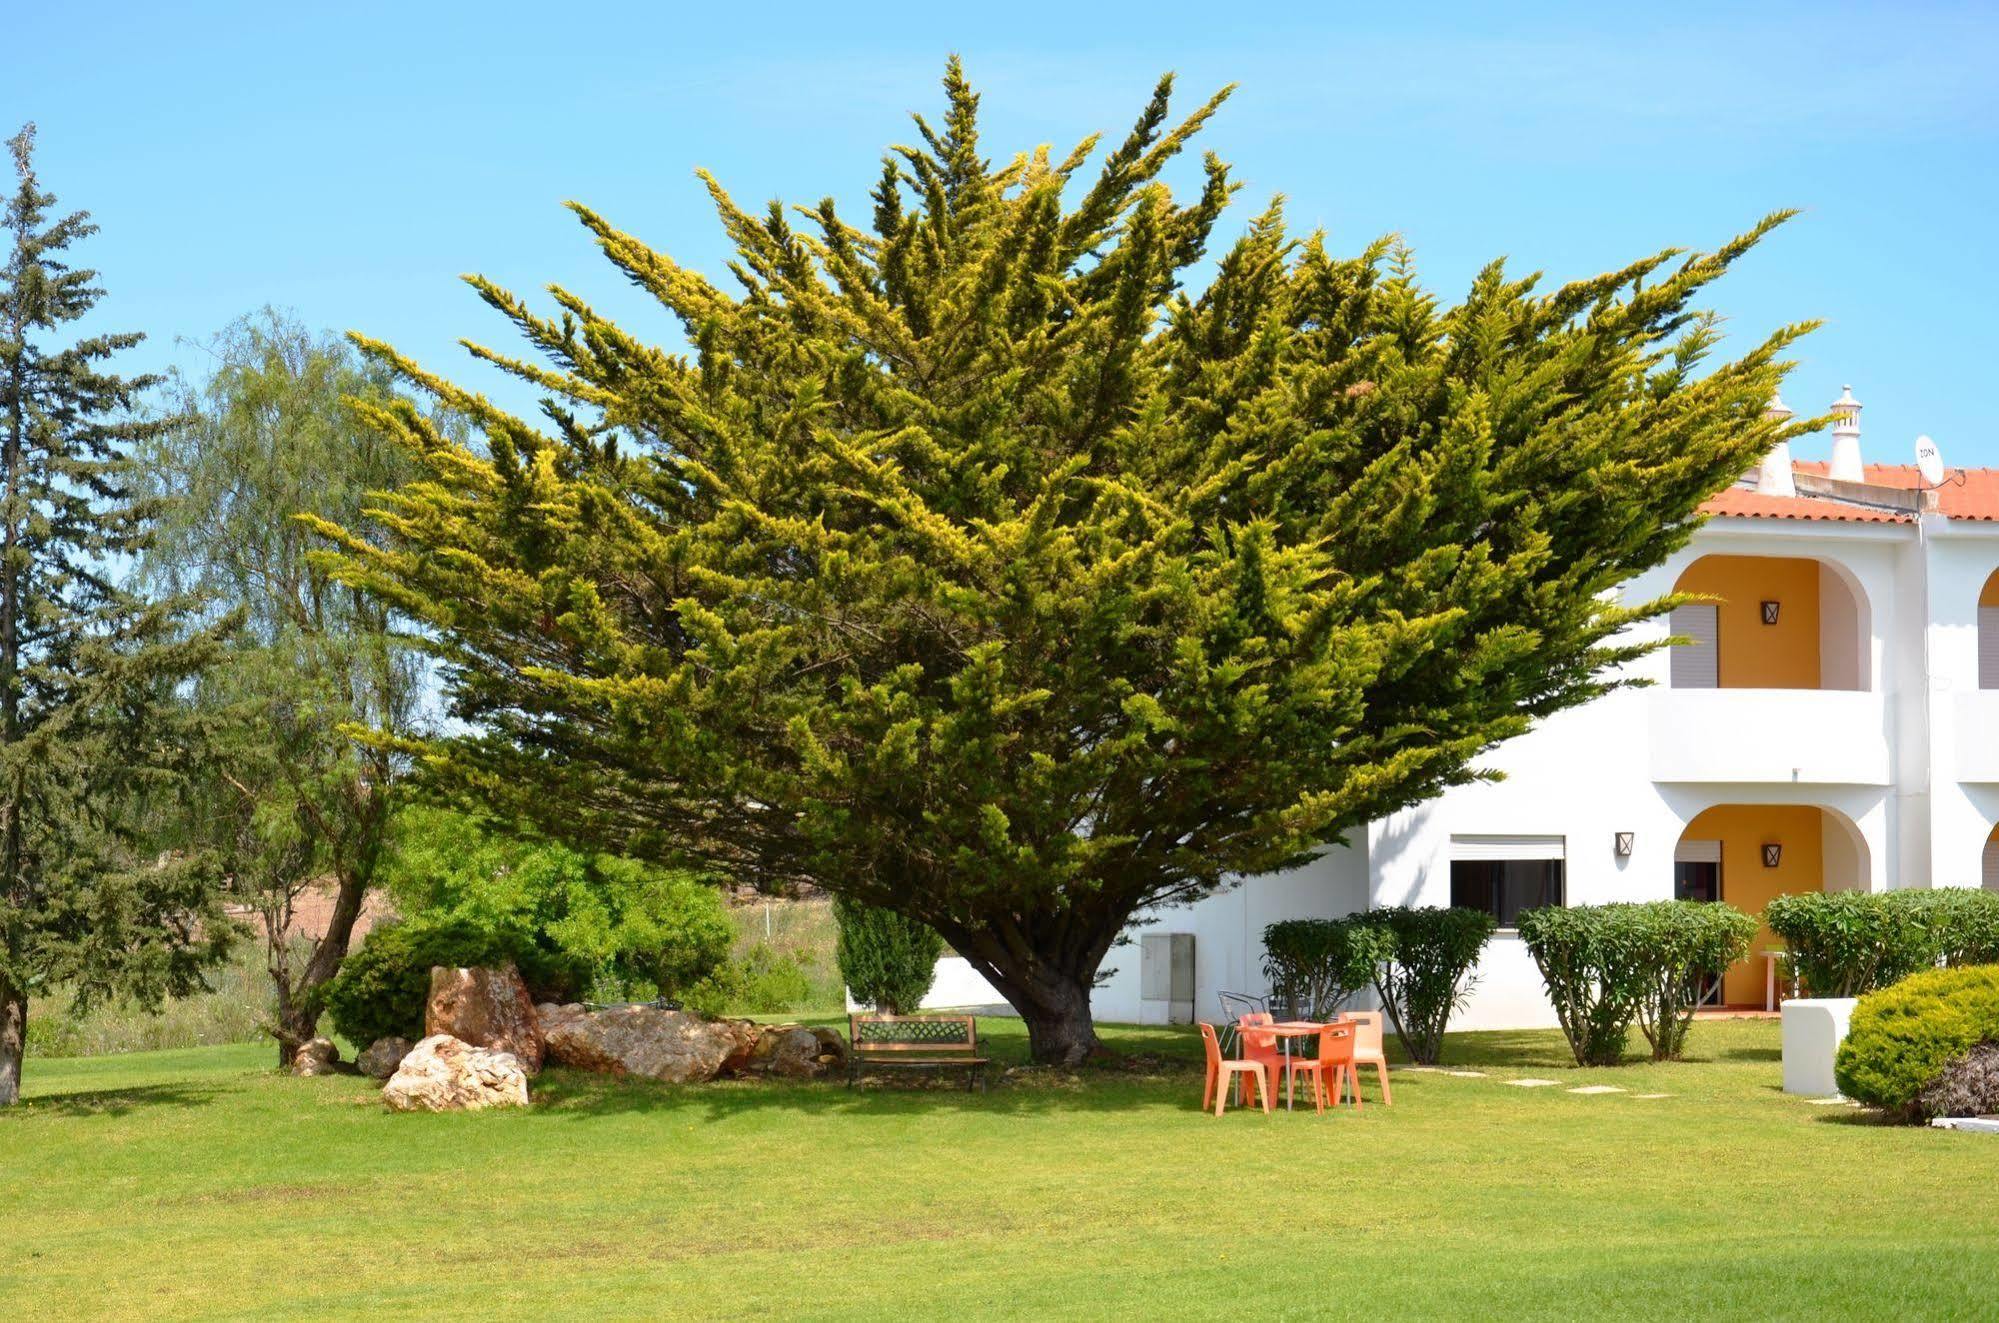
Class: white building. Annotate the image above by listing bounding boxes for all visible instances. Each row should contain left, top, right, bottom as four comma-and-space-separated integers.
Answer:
1096, 388, 1999, 1030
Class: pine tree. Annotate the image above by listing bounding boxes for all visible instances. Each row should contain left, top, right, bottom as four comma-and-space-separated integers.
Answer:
0, 125, 230, 1102
313, 64, 1813, 1064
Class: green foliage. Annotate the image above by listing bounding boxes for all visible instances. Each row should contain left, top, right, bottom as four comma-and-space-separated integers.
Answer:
1630, 901, 1759, 1060
1358, 907, 1494, 1064
135, 308, 426, 1056
0, 124, 234, 1101
1517, 904, 1646, 1066
1765, 892, 1936, 998
1891, 888, 1999, 968
311, 64, 1810, 1063
1519, 901, 1758, 1066
1260, 917, 1389, 1020
1834, 965, 1999, 1119
833, 897, 943, 1015
320, 917, 527, 1048
684, 942, 815, 1016
383, 807, 731, 1004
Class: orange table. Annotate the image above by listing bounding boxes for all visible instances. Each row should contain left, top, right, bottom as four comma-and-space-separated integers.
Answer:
1245, 1019, 1341, 1110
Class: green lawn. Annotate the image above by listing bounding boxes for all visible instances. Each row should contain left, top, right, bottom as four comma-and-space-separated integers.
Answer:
2, 1018, 1993, 1320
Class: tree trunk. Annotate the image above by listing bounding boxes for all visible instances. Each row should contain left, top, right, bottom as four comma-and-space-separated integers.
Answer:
949, 921, 1117, 1067
0, 983, 24, 1106
267, 870, 372, 1068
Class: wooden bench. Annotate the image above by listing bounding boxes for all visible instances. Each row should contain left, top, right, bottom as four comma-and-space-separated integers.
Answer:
847, 1013, 990, 1092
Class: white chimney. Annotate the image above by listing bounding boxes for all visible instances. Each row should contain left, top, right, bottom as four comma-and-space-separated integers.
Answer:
1829, 384, 1864, 482
1758, 393, 1796, 496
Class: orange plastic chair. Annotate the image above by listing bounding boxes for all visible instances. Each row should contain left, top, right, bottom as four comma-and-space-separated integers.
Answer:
1285, 1022, 1360, 1113
1343, 1009, 1393, 1105
1237, 1012, 1284, 1103
1200, 1022, 1272, 1116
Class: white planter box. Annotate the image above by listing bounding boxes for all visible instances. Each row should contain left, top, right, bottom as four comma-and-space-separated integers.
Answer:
1782, 997, 1858, 1097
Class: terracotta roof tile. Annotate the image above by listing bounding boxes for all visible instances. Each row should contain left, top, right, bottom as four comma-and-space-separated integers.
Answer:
1699, 486, 1910, 524
1791, 462, 1999, 521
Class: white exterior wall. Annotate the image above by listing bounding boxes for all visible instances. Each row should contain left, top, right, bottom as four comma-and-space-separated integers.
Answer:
1092, 507, 1999, 1031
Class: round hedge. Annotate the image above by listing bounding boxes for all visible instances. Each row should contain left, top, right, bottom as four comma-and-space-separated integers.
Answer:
1834, 964, 1999, 1119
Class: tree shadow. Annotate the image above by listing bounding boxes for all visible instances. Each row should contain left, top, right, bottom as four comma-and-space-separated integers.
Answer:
10, 1081, 222, 1117
529, 1062, 1204, 1121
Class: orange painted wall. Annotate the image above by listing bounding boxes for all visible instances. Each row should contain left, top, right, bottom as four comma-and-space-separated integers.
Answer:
1680, 804, 1826, 1006
1674, 555, 1821, 689
1980, 572, 1999, 608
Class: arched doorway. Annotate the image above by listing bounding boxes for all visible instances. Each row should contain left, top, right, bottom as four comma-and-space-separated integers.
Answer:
1676, 804, 1869, 1007
1669, 554, 1869, 690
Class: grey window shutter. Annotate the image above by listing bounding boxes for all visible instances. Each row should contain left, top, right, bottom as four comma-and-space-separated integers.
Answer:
1983, 838, 1999, 893
1670, 603, 1719, 689
1674, 839, 1722, 865
1980, 607, 1999, 690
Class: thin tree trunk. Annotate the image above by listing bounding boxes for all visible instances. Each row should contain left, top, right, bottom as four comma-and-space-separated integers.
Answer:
0, 983, 24, 1107
269, 870, 370, 1065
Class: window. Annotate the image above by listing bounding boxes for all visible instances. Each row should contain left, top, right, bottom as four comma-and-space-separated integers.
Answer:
1674, 839, 1723, 904
1449, 835, 1565, 926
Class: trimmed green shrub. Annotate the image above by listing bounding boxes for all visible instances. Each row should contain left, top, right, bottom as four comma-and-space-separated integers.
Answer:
1356, 907, 1494, 1065
1630, 901, 1759, 1060
321, 916, 537, 1048
833, 898, 944, 1014
1764, 891, 1933, 998
1891, 888, 1999, 968
1261, 918, 1392, 1021
1834, 964, 1999, 1119
1517, 904, 1648, 1066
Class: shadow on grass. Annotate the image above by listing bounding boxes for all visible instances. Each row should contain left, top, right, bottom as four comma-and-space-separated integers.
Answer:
11, 1081, 222, 1117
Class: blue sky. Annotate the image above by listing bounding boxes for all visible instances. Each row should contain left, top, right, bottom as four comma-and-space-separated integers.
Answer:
9, 1, 1998, 465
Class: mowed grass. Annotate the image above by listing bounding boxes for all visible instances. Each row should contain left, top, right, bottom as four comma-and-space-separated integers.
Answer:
2, 1018, 1994, 1321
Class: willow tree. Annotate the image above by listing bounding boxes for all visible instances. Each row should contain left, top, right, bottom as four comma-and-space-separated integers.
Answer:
315, 63, 1809, 1063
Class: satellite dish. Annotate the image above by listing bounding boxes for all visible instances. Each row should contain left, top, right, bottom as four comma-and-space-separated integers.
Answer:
1915, 434, 1945, 488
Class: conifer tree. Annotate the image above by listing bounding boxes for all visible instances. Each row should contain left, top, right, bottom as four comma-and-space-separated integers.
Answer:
0, 125, 230, 1102
315, 64, 1812, 1063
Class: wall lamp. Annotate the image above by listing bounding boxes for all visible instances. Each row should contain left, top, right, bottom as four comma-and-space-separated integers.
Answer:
1762, 843, 1783, 868
1614, 831, 1635, 858
1760, 600, 1781, 625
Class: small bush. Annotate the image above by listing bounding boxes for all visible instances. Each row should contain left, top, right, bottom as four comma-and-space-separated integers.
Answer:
321, 916, 535, 1049
684, 943, 815, 1016
1355, 906, 1494, 1065
1764, 891, 1933, 998
1261, 918, 1391, 1021
1517, 905, 1648, 1066
1520, 901, 1759, 1066
1630, 901, 1759, 1061
1835, 964, 1999, 1119
1892, 888, 1999, 968
833, 898, 943, 1015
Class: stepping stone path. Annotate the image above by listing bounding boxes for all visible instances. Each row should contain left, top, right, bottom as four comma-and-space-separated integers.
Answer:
1567, 1085, 1625, 1095
1634, 1093, 1672, 1100
1504, 1078, 1563, 1088
1444, 1070, 1487, 1078
1806, 1096, 1858, 1106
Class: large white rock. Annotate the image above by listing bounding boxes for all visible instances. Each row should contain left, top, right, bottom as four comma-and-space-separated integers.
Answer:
1782, 997, 1858, 1097
382, 1034, 530, 1112
537, 1003, 749, 1083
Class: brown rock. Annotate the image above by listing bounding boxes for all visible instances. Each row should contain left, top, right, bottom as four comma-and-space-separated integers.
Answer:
290, 1037, 340, 1077
535, 1003, 740, 1083
425, 965, 544, 1074
382, 1035, 530, 1112
357, 1036, 414, 1081
744, 1024, 836, 1079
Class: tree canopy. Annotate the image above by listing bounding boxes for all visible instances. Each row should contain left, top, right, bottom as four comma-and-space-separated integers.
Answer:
0, 124, 229, 1101
314, 62, 1811, 1061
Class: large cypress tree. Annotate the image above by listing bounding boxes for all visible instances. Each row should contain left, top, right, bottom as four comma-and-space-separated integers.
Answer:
315, 64, 1811, 1063
0, 125, 229, 1102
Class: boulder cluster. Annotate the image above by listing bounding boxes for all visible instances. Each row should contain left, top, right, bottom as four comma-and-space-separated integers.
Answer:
301, 964, 849, 1112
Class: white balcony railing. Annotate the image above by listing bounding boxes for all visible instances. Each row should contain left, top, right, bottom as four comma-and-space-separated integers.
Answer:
1953, 692, 1999, 783
1648, 689, 1891, 786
